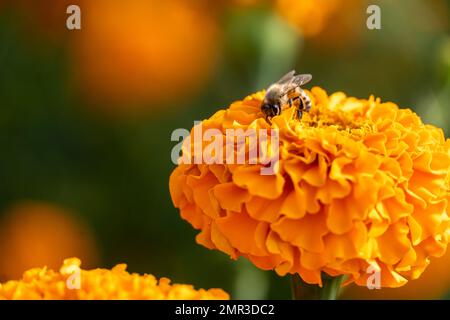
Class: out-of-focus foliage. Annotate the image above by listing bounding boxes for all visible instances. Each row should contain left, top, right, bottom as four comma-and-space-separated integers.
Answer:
0, 0, 449, 299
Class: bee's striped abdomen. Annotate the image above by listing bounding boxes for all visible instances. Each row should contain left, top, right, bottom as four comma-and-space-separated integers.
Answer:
299, 90, 311, 112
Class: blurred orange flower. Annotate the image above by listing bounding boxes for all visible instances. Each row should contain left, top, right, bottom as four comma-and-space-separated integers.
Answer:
0, 201, 98, 282
170, 87, 450, 288
276, 0, 342, 38
71, 0, 219, 114
275, 0, 364, 50
0, 258, 230, 300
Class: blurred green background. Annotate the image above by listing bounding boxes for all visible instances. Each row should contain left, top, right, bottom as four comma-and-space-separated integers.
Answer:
0, 0, 449, 299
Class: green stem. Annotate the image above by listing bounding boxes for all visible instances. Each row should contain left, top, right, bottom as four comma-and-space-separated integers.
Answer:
255, 11, 300, 90
290, 273, 344, 300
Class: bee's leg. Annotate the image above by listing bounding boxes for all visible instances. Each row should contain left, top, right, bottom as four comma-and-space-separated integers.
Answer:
290, 97, 303, 120
286, 97, 298, 119
264, 105, 280, 123
288, 98, 294, 107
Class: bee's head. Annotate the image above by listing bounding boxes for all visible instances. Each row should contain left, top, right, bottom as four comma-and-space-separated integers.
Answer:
261, 101, 280, 117
261, 101, 272, 112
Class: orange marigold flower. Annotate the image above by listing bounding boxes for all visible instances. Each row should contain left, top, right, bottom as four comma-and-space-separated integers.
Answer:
0, 258, 229, 300
71, 0, 219, 113
275, 0, 365, 51
0, 201, 98, 282
169, 86, 450, 288
276, 0, 342, 37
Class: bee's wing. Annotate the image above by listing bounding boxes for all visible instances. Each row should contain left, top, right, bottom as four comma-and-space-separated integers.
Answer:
276, 70, 296, 84
291, 74, 312, 86
275, 74, 313, 97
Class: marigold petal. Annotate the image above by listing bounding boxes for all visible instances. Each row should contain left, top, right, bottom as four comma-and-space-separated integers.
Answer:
272, 214, 328, 253
215, 211, 266, 256
232, 165, 285, 199
213, 183, 250, 212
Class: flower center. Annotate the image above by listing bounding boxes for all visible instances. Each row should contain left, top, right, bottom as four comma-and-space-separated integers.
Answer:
294, 104, 375, 139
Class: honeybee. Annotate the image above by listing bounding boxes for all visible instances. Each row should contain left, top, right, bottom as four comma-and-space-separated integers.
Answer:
261, 70, 312, 121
